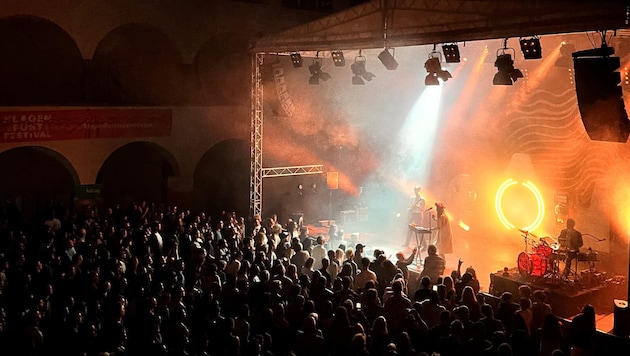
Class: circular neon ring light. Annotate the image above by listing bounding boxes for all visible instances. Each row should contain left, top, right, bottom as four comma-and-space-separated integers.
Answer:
495, 179, 545, 231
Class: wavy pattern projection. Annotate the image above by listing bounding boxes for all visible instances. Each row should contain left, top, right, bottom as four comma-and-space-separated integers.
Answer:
504, 86, 630, 208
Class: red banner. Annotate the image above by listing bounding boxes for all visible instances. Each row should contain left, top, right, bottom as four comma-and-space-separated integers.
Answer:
0, 108, 172, 143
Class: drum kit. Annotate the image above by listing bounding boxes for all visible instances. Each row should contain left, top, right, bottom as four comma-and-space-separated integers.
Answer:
516, 229, 574, 283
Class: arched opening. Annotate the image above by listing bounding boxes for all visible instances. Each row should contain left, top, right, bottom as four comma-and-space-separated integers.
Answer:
91, 23, 186, 105
0, 15, 84, 105
0, 146, 78, 226
96, 142, 178, 211
193, 139, 249, 219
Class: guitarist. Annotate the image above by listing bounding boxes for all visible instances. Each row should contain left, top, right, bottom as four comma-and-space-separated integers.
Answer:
404, 186, 426, 247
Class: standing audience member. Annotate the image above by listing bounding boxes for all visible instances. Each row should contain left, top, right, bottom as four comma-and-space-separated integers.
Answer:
419, 245, 445, 285
311, 235, 328, 271
496, 292, 519, 337
354, 257, 377, 293
531, 289, 552, 333
568, 304, 596, 356
0, 199, 614, 356
395, 247, 417, 281
537, 313, 564, 356
384, 280, 412, 338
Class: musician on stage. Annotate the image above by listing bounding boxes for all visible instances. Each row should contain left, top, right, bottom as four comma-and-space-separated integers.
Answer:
558, 218, 583, 277
404, 186, 426, 247
432, 202, 453, 262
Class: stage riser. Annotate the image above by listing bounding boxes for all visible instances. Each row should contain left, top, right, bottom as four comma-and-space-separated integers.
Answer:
489, 270, 625, 318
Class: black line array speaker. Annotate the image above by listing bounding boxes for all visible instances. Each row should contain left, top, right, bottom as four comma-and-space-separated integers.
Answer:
573, 47, 630, 143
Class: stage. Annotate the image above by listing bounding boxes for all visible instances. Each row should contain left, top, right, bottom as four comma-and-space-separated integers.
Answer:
488, 267, 627, 319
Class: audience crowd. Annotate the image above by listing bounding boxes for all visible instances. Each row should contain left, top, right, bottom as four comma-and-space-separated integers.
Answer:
0, 200, 599, 355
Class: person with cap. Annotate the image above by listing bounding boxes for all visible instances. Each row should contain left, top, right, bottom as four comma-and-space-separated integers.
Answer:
354, 243, 365, 267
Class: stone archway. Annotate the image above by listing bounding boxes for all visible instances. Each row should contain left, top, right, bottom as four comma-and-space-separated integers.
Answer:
0, 146, 79, 225
96, 142, 178, 211
193, 139, 249, 219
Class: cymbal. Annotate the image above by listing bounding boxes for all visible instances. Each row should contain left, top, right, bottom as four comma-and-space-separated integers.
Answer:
517, 228, 537, 238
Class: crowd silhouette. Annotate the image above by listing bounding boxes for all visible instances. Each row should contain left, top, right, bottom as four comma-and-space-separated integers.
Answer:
0, 199, 602, 355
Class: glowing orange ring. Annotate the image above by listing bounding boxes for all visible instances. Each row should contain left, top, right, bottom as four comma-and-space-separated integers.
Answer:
495, 179, 544, 231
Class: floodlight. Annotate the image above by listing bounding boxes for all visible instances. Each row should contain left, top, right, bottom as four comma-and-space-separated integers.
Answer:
331, 50, 345, 66
290, 52, 303, 67
442, 44, 461, 63
520, 37, 542, 59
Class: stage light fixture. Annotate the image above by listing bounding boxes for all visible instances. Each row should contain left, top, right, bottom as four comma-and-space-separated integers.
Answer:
378, 47, 398, 70
520, 36, 542, 59
308, 53, 331, 85
290, 52, 303, 67
331, 50, 345, 66
493, 39, 523, 85
424, 46, 452, 85
442, 44, 461, 63
351, 52, 376, 85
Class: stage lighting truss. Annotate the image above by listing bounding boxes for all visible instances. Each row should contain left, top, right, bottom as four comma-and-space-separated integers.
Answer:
308, 53, 332, 85
331, 50, 345, 67
351, 51, 376, 85
519, 36, 542, 60
493, 39, 524, 85
442, 43, 461, 63
290, 52, 303, 68
424, 46, 452, 85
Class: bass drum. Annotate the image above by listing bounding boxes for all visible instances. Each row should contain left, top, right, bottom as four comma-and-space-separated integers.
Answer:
517, 252, 547, 277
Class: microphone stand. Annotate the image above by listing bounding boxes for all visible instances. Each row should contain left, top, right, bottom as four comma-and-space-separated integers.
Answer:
583, 233, 605, 242
425, 207, 433, 248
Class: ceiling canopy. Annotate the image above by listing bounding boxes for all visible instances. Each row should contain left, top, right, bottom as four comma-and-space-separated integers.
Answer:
253, 0, 630, 53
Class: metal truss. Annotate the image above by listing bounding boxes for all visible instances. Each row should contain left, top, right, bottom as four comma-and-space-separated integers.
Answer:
250, 53, 324, 217
250, 52, 264, 217
253, 0, 629, 53
262, 165, 324, 178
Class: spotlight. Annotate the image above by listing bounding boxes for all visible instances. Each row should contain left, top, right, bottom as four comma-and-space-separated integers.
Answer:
442, 44, 461, 63
331, 50, 345, 66
424, 47, 452, 85
308, 54, 331, 85
378, 48, 398, 70
290, 52, 303, 68
520, 37, 542, 59
351, 52, 376, 85
493, 40, 523, 85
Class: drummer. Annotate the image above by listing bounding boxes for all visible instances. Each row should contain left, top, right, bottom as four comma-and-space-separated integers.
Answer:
557, 218, 583, 276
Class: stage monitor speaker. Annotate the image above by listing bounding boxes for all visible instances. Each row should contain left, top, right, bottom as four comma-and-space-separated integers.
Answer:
573, 54, 630, 142
613, 299, 630, 337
